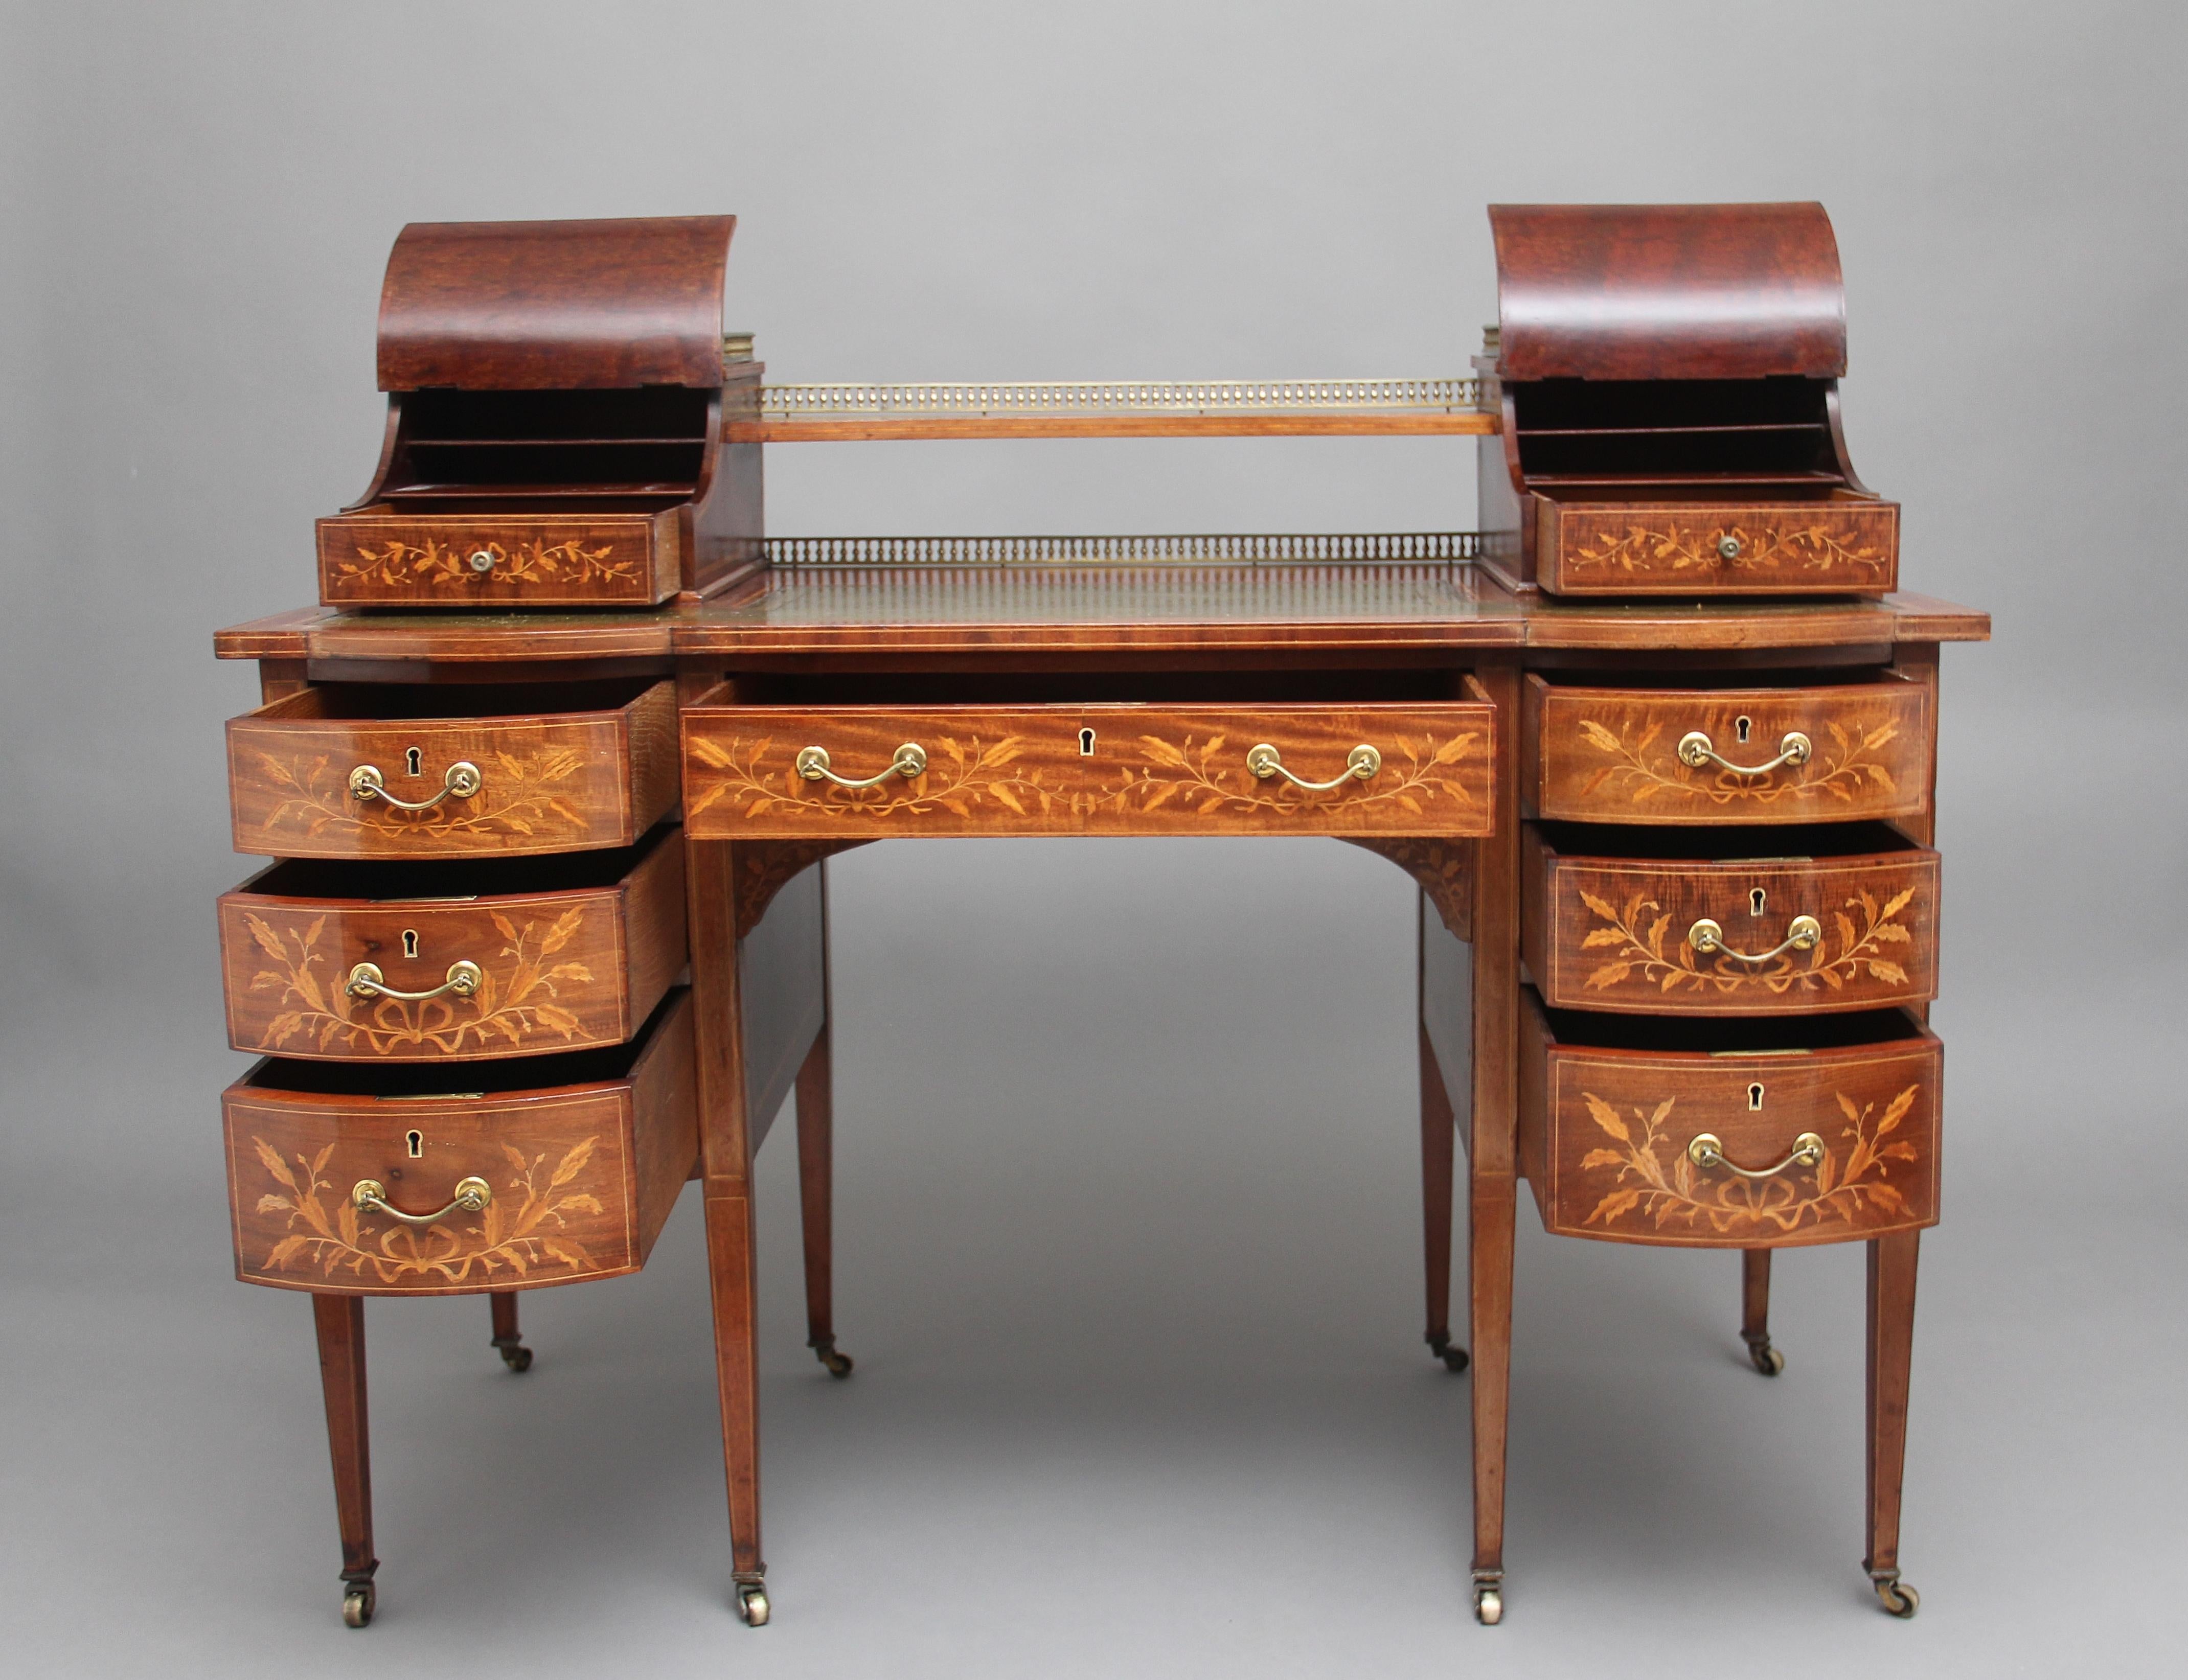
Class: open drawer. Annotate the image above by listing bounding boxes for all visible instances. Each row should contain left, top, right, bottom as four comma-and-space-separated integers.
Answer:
1519, 993, 1941, 1249
227, 678, 679, 859
1523, 821, 1938, 1016
217, 826, 687, 1062
223, 990, 697, 1296
683, 680, 1496, 840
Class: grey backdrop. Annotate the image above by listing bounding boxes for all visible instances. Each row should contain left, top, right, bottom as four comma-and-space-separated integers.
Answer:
3, 2, 2183, 1674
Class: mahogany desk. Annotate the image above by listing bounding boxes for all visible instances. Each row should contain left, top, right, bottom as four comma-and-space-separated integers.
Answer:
216, 567, 1985, 1625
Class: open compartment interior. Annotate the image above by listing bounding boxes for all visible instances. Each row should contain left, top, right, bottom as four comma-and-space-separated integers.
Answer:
233, 824, 677, 903
1535, 999, 1926, 1055
1512, 376, 1850, 490
363, 387, 714, 510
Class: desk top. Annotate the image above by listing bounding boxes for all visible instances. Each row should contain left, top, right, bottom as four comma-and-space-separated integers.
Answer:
215, 563, 1989, 666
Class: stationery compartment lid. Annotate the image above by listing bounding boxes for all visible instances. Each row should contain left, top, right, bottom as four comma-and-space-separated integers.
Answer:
1488, 202, 1845, 381
377, 215, 737, 391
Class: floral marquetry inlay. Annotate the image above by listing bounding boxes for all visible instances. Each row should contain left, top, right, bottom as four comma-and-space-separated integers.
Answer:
250, 1134, 609, 1286
239, 907, 596, 1055
246, 748, 586, 846
1572, 716, 1901, 809
1578, 886, 1916, 999
1565, 521, 1889, 580
336, 537, 638, 591
1575, 1086, 1923, 1239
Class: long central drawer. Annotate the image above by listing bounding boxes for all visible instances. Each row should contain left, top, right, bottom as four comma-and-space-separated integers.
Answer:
682, 698, 1496, 839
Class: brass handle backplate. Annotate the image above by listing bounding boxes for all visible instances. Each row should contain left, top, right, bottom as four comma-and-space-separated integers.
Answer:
346, 960, 484, 1002
1676, 730, 1810, 777
349, 761, 482, 811
1689, 915, 1823, 964
1686, 1132, 1825, 1180
1245, 742, 1381, 790
350, 1175, 493, 1227
796, 743, 927, 787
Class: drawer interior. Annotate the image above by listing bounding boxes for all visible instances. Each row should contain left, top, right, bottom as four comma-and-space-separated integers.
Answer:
1529, 665, 1907, 694
1536, 999, 1924, 1056
250, 677, 663, 723
369, 386, 710, 509
242, 989, 684, 1098
1512, 375, 1844, 488
233, 823, 676, 902
1531, 819, 1927, 864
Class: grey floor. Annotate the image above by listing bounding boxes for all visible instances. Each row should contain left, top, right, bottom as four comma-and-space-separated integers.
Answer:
5, 837, 2179, 1678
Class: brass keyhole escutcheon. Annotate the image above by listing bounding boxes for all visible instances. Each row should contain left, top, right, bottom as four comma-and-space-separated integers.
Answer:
1079, 727, 1097, 757
406, 1130, 424, 1159
1748, 1083, 1766, 1111
1735, 715, 1753, 745
401, 929, 420, 959
1749, 887, 1767, 918
1718, 535, 1742, 561
405, 746, 423, 777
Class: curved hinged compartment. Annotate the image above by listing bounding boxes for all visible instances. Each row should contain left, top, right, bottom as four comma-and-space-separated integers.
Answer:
318, 216, 762, 608
1476, 203, 1896, 599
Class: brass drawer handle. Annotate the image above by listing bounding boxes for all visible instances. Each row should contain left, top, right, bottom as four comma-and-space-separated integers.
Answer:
1686, 1132, 1825, 1180
795, 743, 927, 787
348, 761, 482, 811
1246, 742, 1381, 790
1689, 915, 1822, 964
350, 1175, 492, 1227
1676, 730, 1810, 776
345, 960, 484, 1002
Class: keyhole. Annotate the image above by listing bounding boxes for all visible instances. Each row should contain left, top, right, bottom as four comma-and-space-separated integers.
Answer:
1747, 1083, 1765, 1111
1078, 727, 1097, 757
1749, 887, 1767, 918
401, 929, 420, 960
404, 746, 423, 777
405, 1130, 424, 1158
1735, 716, 1752, 745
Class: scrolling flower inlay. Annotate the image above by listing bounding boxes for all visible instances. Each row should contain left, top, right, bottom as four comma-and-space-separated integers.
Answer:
249, 749, 585, 845
1578, 886, 1914, 997
1567, 523, 1887, 579
242, 907, 594, 1055
1574, 717, 1897, 808
1090, 732, 1479, 817
252, 1135, 605, 1285
338, 538, 637, 591
1576, 1086, 1920, 1237
689, 735, 1055, 822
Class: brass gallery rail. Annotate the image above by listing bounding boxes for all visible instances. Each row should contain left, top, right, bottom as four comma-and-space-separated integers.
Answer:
725, 378, 1497, 441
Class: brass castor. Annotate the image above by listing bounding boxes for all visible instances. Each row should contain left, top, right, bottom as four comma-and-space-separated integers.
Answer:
1744, 1335, 1785, 1377
1873, 1573, 1919, 1618
1473, 1573, 1503, 1626
736, 1582, 771, 1626
341, 1579, 377, 1628
810, 1336, 854, 1379
1427, 1331, 1471, 1375
496, 1341, 534, 1372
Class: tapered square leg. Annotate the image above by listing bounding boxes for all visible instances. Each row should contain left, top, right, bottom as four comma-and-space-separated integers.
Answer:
1865, 1230, 1921, 1616
311, 1294, 377, 1627
796, 1022, 853, 1377
488, 1291, 533, 1371
1419, 1022, 1466, 1372
1740, 1250, 1783, 1375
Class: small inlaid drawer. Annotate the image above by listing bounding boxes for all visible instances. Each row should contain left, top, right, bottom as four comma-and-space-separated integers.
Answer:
1518, 993, 1940, 1249
217, 827, 687, 1062
227, 678, 678, 859
1522, 672, 1929, 825
317, 509, 680, 608
223, 990, 697, 1296
1523, 821, 1938, 1016
1534, 491, 1898, 596
683, 698, 1495, 840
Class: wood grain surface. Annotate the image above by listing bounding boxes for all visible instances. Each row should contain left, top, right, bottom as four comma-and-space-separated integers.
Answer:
224, 993, 696, 1297
1524, 673, 1930, 824
1536, 493, 1897, 596
318, 510, 679, 608
683, 702, 1494, 839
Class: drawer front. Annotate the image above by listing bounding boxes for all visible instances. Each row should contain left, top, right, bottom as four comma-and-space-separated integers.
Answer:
685, 703, 1495, 839
227, 682, 678, 859
1525, 676, 1929, 825
1524, 832, 1938, 1016
218, 834, 687, 1062
1537, 496, 1899, 595
223, 993, 696, 1296
317, 511, 678, 608
1521, 1009, 1941, 1250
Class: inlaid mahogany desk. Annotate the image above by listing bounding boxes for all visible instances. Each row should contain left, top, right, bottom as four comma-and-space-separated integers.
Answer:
211, 209, 1987, 1632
